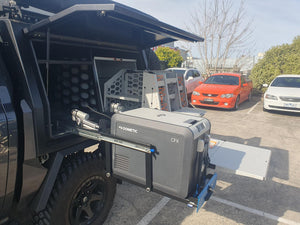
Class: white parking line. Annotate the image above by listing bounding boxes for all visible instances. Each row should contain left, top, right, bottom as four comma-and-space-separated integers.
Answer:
136, 197, 170, 225
247, 102, 260, 114
136, 195, 299, 225
212, 196, 300, 225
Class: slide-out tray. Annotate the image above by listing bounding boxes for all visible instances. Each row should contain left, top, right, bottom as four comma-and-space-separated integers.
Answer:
209, 139, 271, 180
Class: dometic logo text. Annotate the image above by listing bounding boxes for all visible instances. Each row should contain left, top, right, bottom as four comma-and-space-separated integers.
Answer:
118, 126, 138, 134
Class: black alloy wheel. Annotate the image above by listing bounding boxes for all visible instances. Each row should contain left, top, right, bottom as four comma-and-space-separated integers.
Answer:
33, 152, 116, 225
69, 176, 107, 225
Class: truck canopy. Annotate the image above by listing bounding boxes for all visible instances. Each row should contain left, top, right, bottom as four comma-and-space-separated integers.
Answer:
23, 3, 204, 51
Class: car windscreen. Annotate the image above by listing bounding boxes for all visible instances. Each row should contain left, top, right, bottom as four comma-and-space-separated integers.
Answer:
204, 75, 239, 85
271, 77, 300, 88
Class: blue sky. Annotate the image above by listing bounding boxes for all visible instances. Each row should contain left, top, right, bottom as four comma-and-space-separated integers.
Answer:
114, 0, 300, 56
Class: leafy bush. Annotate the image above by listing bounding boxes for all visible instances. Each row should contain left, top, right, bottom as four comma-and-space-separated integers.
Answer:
250, 36, 300, 91
155, 46, 183, 69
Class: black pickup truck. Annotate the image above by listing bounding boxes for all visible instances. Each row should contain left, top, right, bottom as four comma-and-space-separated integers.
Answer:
0, 1, 215, 224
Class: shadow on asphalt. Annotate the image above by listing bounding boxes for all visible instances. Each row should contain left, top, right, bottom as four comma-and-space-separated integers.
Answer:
105, 132, 298, 225
204, 133, 299, 225
264, 109, 300, 117
212, 134, 289, 181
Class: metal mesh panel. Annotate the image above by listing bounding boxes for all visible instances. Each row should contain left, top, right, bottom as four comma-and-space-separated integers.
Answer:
104, 70, 188, 113
50, 63, 98, 111
126, 72, 143, 96
107, 76, 122, 96
104, 70, 143, 112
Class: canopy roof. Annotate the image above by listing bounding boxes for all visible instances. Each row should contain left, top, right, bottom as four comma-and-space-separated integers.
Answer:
23, 3, 203, 51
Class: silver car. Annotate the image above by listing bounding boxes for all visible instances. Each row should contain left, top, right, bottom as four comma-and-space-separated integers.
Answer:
166, 68, 204, 96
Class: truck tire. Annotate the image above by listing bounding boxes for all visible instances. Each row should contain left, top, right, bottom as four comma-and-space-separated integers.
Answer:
33, 152, 116, 225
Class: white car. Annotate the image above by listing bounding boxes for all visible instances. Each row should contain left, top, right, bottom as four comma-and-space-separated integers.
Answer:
263, 74, 300, 113
166, 68, 204, 96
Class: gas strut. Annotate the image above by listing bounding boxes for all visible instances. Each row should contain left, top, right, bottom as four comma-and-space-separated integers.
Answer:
70, 109, 154, 154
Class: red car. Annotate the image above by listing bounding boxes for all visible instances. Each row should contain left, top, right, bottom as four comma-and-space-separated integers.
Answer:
191, 73, 252, 110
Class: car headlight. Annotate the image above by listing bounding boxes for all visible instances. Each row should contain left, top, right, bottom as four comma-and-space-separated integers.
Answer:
265, 94, 278, 100
192, 91, 200, 96
221, 94, 233, 98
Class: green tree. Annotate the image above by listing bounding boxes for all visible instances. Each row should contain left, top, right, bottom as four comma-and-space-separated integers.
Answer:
155, 46, 183, 69
251, 36, 300, 91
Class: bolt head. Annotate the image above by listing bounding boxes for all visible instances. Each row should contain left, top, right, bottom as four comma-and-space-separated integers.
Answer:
83, 196, 88, 203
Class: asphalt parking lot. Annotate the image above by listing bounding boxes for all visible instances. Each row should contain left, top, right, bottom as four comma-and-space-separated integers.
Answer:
104, 96, 300, 225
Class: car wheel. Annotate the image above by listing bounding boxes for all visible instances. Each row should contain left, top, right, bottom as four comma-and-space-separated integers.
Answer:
247, 92, 252, 101
233, 96, 240, 111
33, 152, 116, 225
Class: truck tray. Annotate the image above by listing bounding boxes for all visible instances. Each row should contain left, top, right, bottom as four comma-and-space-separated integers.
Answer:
209, 139, 271, 180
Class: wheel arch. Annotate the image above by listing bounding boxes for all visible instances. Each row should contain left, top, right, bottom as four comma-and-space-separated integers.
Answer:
30, 140, 99, 213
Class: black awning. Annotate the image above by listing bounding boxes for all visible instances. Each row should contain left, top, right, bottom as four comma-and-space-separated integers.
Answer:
23, 4, 203, 51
